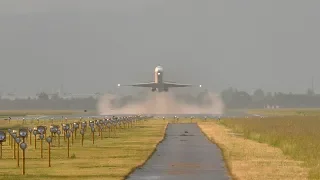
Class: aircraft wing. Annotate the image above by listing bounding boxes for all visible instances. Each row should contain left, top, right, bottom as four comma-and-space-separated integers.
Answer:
120, 82, 157, 87
163, 82, 192, 87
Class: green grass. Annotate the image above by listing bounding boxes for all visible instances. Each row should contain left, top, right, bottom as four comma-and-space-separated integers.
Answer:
0, 118, 167, 180
219, 116, 320, 179
0, 110, 88, 118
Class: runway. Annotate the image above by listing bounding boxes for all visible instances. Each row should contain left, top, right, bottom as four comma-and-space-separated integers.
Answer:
126, 123, 230, 180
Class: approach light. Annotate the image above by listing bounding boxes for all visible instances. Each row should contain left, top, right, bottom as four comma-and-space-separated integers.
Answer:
20, 142, 27, 150
0, 131, 6, 142
19, 129, 28, 138
81, 121, 87, 129
15, 137, 21, 144
46, 137, 52, 143
12, 130, 17, 138
37, 126, 46, 134
39, 134, 44, 140
32, 130, 37, 136
50, 126, 58, 133
89, 120, 94, 127
66, 132, 71, 138
73, 122, 79, 129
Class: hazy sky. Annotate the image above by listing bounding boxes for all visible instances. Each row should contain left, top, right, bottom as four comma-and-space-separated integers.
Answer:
0, 0, 320, 96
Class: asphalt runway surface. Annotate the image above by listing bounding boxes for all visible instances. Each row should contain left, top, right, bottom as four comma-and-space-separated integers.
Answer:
126, 123, 231, 180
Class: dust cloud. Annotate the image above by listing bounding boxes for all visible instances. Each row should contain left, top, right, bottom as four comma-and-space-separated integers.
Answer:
97, 91, 224, 115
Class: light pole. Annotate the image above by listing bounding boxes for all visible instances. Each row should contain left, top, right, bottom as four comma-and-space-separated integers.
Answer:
46, 136, 52, 167
20, 142, 27, 175
19, 129, 27, 174
32, 128, 38, 149
15, 137, 21, 167
11, 130, 17, 159
73, 122, 79, 139
37, 126, 46, 159
28, 128, 32, 145
57, 129, 61, 147
80, 129, 84, 147
66, 131, 71, 158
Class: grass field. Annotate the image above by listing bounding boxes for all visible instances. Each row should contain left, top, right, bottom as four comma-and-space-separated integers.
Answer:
0, 118, 167, 180
246, 108, 320, 116
0, 110, 88, 118
218, 116, 320, 179
198, 121, 308, 180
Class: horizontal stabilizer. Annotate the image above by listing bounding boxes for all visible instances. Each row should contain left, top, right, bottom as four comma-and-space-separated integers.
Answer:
163, 82, 192, 87
122, 82, 156, 87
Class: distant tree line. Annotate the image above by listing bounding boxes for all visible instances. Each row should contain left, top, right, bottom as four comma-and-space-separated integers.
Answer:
0, 88, 319, 110
221, 87, 320, 109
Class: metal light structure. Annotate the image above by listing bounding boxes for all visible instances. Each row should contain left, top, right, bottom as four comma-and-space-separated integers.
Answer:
12, 130, 17, 159
70, 128, 74, 145
37, 126, 46, 135
37, 126, 46, 159
28, 128, 33, 145
73, 122, 79, 139
49, 125, 58, 146
0, 131, 6, 158
81, 121, 87, 129
62, 124, 67, 141
32, 128, 38, 149
19, 128, 28, 142
39, 134, 44, 158
57, 129, 61, 147
91, 126, 95, 144
15, 137, 21, 167
89, 120, 94, 128
7, 129, 12, 149
18, 128, 28, 173
20, 142, 27, 175
66, 131, 71, 158
80, 129, 84, 147
46, 136, 52, 167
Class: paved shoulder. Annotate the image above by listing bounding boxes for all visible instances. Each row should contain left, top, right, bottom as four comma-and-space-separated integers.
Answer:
127, 123, 230, 180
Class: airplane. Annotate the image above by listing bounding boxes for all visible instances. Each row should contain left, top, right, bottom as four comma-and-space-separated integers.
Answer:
118, 66, 202, 92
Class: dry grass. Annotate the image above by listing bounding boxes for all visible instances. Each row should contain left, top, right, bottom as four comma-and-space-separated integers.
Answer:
0, 118, 167, 180
198, 121, 308, 180
218, 116, 320, 179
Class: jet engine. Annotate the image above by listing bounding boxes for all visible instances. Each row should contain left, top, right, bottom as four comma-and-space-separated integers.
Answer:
151, 88, 156, 92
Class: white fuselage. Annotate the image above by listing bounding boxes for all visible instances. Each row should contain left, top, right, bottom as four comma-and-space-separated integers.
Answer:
153, 66, 166, 92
